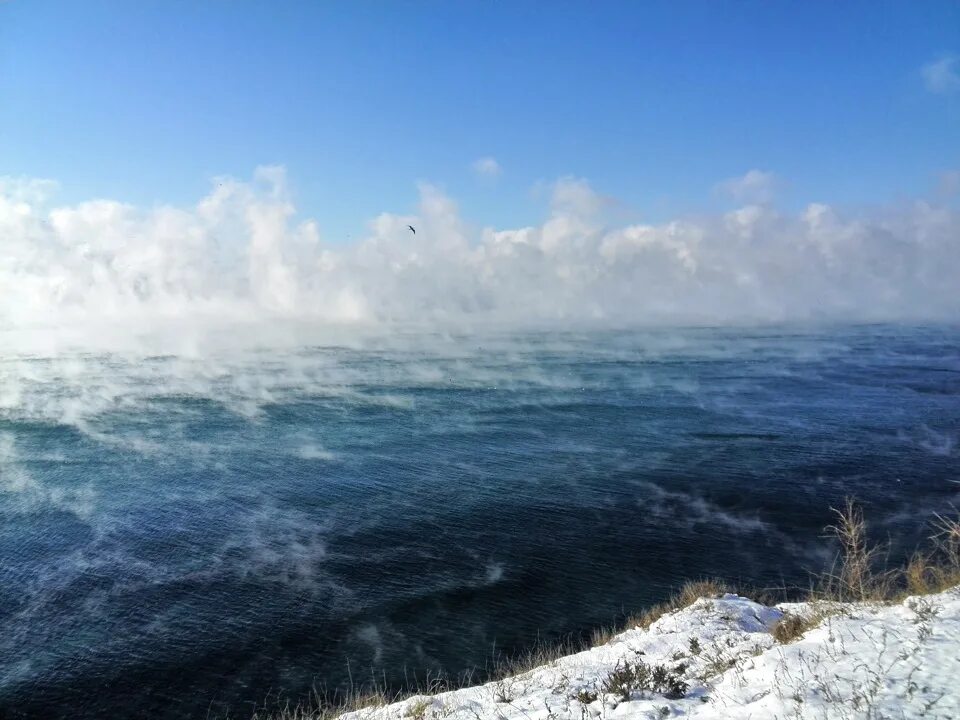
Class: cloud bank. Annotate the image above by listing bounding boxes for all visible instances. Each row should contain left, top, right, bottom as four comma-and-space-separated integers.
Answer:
1, 166, 958, 350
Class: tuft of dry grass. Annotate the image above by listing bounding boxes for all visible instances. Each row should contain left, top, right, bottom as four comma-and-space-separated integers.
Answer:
403, 697, 432, 720
900, 549, 960, 597
765, 499, 960, 648
589, 623, 619, 648
818, 498, 894, 602
249, 686, 394, 720
487, 634, 584, 680
814, 498, 960, 605
905, 551, 935, 596
771, 612, 809, 644
771, 604, 841, 644
247, 672, 452, 720
627, 578, 730, 630
586, 579, 731, 649
931, 507, 960, 571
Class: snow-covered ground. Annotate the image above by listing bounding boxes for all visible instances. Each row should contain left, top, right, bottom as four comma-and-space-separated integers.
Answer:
343, 587, 960, 720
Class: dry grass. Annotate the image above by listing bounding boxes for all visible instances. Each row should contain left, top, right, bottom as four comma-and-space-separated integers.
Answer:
814, 498, 960, 604
249, 686, 394, 720
488, 635, 583, 679
627, 578, 730, 630
585, 579, 729, 648
760, 499, 960, 648
585, 579, 729, 651
403, 697, 432, 720
246, 670, 456, 720
771, 603, 841, 644
771, 612, 809, 644
817, 498, 896, 602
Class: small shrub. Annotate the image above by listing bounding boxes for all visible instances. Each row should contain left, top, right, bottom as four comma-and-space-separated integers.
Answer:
688, 637, 701, 656
652, 664, 688, 699
907, 597, 940, 624
600, 659, 688, 702
574, 689, 598, 704
602, 660, 648, 701
665, 673, 689, 699
696, 644, 739, 682
550, 672, 570, 695
492, 679, 516, 704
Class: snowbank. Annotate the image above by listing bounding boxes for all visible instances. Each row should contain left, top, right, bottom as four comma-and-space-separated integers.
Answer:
342, 587, 960, 720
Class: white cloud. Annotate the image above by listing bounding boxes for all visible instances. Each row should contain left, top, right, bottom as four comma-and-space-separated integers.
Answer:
471, 157, 501, 178
550, 176, 604, 215
1, 167, 958, 350
0, 176, 58, 207
922, 55, 960, 94
716, 169, 778, 204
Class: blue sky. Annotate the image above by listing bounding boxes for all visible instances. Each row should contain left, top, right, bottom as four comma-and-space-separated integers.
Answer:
1, 0, 958, 242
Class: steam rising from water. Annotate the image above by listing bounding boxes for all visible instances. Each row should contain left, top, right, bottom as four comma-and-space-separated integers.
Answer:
0, 319, 957, 718
2, 168, 958, 353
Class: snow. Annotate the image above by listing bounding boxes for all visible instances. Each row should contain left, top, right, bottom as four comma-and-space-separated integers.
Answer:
341, 587, 960, 720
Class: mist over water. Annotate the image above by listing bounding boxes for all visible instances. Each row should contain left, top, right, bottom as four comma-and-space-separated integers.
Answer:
2, 169, 959, 346
1, 322, 958, 719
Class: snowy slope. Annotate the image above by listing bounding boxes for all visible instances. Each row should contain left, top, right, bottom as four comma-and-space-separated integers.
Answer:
342, 587, 960, 720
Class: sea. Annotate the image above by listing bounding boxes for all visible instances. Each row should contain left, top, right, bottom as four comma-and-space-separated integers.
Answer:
1, 323, 958, 719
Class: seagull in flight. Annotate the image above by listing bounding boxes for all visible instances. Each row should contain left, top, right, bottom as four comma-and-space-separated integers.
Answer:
407, 225, 416, 235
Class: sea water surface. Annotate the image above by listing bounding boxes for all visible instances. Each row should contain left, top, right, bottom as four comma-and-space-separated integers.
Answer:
1, 324, 958, 719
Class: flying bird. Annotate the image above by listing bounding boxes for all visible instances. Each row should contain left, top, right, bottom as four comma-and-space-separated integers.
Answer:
407, 225, 416, 235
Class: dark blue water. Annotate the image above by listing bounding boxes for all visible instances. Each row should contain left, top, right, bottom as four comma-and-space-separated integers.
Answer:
1, 325, 958, 719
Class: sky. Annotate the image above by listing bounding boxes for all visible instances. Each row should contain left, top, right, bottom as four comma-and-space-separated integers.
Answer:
1, 0, 958, 243
1, 1, 959, 342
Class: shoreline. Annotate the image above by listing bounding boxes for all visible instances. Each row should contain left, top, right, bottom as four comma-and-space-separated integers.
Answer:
254, 501, 960, 719
333, 587, 960, 720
